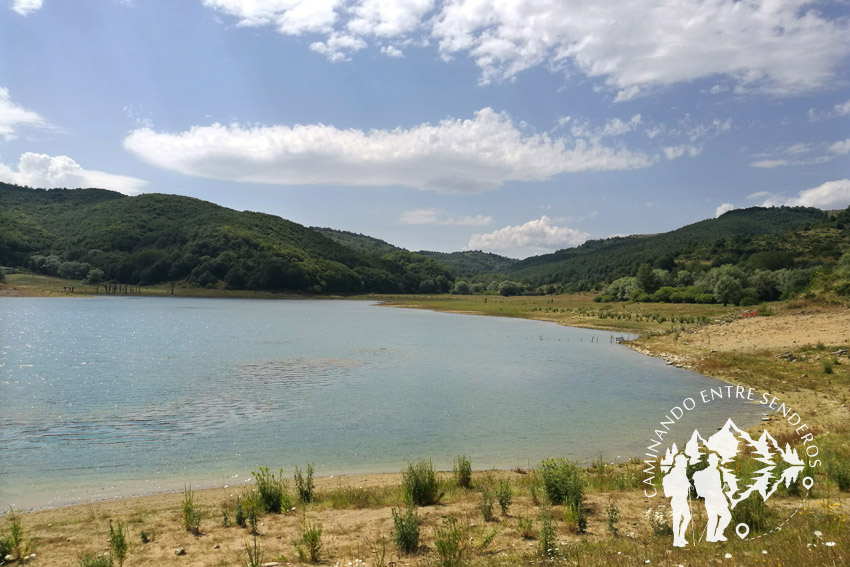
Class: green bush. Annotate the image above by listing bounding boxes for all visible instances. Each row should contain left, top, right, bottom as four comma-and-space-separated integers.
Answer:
822, 359, 834, 374
401, 460, 443, 506
433, 517, 468, 567
538, 505, 556, 559
391, 506, 420, 555
606, 499, 619, 536
538, 458, 583, 511
253, 467, 291, 513
453, 455, 472, 489
517, 516, 535, 539
731, 493, 774, 533
294, 464, 315, 504
245, 534, 263, 567
829, 460, 850, 491
479, 482, 495, 522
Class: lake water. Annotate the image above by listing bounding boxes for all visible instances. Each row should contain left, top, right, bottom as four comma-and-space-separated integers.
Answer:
0, 297, 758, 509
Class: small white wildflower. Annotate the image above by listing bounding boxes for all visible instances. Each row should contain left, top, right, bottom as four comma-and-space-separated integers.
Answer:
814, 530, 823, 539
725, 553, 732, 559
645, 561, 651, 564
762, 550, 768, 555
825, 541, 836, 547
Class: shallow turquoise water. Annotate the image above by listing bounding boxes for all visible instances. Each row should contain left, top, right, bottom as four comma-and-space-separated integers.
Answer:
0, 297, 758, 509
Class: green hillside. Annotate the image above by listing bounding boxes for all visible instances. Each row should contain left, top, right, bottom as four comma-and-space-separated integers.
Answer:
311, 227, 404, 256
418, 250, 517, 277
0, 183, 453, 293
507, 206, 836, 286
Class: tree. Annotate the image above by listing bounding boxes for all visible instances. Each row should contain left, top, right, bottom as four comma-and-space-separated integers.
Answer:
636, 263, 659, 293
0, 266, 5, 283
86, 268, 105, 284
714, 275, 742, 306
453, 280, 471, 294
498, 280, 523, 297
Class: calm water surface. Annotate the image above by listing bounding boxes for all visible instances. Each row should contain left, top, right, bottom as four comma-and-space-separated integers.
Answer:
0, 297, 758, 509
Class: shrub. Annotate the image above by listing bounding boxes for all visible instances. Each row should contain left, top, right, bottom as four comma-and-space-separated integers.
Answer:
236, 490, 264, 534
294, 464, 315, 504
822, 359, 834, 374
538, 458, 583, 511
401, 460, 442, 506
182, 485, 202, 535
731, 493, 774, 533
496, 479, 512, 515
108, 520, 129, 567
391, 506, 420, 555
433, 518, 468, 567
829, 460, 850, 491
294, 517, 323, 563
253, 467, 291, 513
139, 529, 154, 544
453, 455, 472, 489
646, 506, 673, 536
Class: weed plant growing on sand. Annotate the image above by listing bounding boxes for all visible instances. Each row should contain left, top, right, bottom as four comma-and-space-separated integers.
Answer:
433, 517, 468, 567
391, 506, 420, 555
252, 467, 292, 513
3, 507, 31, 560
401, 460, 443, 506
517, 516, 535, 539
293, 516, 323, 563
453, 455, 472, 489
496, 478, 512, 515
108, 520, 129, 567
182, 485, 202, 535
538, 503, 557, 559
829, 459, 850, 491
479, 482, 496, 522
606, 499, 620, 536
294, 463, 315, 504
244, 534, 263, 567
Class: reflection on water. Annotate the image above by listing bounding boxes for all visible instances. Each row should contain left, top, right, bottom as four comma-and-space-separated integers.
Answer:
0, 298, 759, 509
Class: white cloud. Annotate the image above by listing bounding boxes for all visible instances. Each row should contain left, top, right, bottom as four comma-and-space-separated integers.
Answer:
829, 139, 850, 155
755, 179, 850, 209
715, 203, 735, 218
400, 208, 492, 226
750, 159, 790, 168
0, 87, 49, 140
601, 114, 642, 137
124, 107, 652, 193
808, 99, 850, 121
203, 1, 850, 96
0, 152, 147, 195
11, 0, 42, 16
381, 45, 404, 58
663, 145, 701, 160
466, 215, 590, 259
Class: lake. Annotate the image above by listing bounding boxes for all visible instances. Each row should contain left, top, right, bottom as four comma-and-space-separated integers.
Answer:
0, 297, 758, 509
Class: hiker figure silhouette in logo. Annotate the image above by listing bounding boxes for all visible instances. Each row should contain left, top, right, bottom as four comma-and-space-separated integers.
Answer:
693, 452, 732, 542
662, 453, 692, 547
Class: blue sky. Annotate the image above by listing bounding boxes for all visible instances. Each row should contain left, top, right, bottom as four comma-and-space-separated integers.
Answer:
1, 0, 849, 258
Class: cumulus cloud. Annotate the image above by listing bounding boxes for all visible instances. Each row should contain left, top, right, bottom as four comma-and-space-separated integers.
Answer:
755, 179, 850, 209
809, 99, 850, 121
124, 107, 652, 193
0, 152, 147, 195
400, 208, 492, 226
715, 203, 735, 218
663, 145, 701, 160
466, 215, 590, 258
0, 87, 49, 140
10, 0, 42, 16
204, 1, 850, 97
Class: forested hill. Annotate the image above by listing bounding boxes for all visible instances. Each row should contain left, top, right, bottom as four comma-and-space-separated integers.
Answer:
313, 226, 518, 278
507, 206, 835, 286
0, 183, 454, 293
